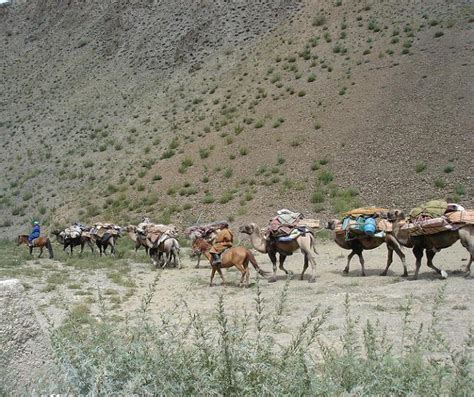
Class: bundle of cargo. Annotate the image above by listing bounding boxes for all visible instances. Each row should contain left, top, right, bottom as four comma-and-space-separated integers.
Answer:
402, 200, 473, 236
265, 209, 320, 241
185, 221, 229, 241
145, 224, 178, 247
59, 223, 90, 239
91, 222, 122, 238
333, 207, 389, 240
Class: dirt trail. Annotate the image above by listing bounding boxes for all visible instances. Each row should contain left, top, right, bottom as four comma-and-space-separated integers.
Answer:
5, 240, 472, 349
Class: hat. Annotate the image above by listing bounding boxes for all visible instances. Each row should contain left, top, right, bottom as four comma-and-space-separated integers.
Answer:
33, 221, 39, 225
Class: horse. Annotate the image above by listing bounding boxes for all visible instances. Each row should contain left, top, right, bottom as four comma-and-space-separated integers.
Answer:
149, 237, 181, 269
16, 235, 54, 259
191, 238, 266, 287
52, 230, 95, 255
95, 233, 119, 256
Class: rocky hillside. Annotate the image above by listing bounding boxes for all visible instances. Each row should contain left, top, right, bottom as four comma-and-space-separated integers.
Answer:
0, 0, 472, 235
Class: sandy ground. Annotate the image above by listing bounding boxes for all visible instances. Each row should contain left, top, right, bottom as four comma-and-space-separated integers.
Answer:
7, 240, 472, 351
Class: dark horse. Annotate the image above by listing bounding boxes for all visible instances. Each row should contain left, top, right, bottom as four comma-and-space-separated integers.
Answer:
52, 230, 95, 255
95, 233, 119, 256
16, 235, 54, 259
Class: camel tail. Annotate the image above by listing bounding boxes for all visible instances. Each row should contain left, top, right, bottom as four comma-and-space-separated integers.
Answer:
247, 251, 267, 277
47, 239, 54, 259
311, 233, 319, 255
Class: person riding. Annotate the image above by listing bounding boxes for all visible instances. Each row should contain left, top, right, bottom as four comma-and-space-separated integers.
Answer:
28, 221, 40, 247
209, 227, 234, 266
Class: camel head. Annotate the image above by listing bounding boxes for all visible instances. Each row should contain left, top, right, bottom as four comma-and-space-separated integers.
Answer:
125, 225, 137, 233
238, 223, 259, 235
387, 210, 405, 222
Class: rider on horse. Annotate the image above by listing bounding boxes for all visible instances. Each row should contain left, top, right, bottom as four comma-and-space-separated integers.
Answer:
28, 221, 40, 247
209, 227, 234, 266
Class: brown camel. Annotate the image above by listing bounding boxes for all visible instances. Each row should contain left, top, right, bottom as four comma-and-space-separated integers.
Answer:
125, 226, 149, 254
325, 220, 408, 277
95, 234, 119, 256
191, 237, 266, 287
389, 210, 473, 279
238, 223, 318, 283
16, 235, 54, 259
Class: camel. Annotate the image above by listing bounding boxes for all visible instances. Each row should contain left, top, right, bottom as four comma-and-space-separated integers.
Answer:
239, 223, 318, 283
149, 237, 181, 269
389, 210, 473, 279
16, 235, 54, 259
125, 226, 149, 255
52, 230, 95, 255
325, 220, 408, 277
192, 237, 266, 287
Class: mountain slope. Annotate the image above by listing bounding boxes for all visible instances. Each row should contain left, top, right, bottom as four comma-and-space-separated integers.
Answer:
0, 0, 472, 235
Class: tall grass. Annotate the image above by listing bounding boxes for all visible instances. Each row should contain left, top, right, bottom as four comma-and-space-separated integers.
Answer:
26, 281, 473, 395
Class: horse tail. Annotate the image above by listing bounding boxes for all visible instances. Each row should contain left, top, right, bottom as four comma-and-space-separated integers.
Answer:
247, 250, 267, 277
47, 238, 54, 259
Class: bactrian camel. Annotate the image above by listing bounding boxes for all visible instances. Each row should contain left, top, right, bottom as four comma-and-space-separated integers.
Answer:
325, 220, 408, 277
239, 223, 318, 283
389, 210, 473, 279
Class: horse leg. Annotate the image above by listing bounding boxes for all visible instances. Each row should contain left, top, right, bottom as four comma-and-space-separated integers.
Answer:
412, 246, 423, 280
195, 254, 201, 269
217, 268, 226, 286
343, 251, 356, 274
279, 255, 293, 276
268, 250, 278, 283
236, 263, 246, 287
29, 245, 33, 256
209, 267, 216, 286
300, 255, 309, 280
38, 247, 43, 258
426, 250, 447, 279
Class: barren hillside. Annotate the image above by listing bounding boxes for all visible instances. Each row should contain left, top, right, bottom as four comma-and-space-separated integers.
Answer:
0, 0, 472, 235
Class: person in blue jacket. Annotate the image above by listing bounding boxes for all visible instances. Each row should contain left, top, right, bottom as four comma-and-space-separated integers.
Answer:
28, 221, 40, 246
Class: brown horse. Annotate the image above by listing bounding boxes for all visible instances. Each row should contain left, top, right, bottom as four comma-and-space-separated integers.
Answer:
16, 235, 54, 259
191, 238, 266, 287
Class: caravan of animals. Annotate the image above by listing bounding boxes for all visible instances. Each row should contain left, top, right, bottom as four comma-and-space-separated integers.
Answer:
19, 201, 474, 286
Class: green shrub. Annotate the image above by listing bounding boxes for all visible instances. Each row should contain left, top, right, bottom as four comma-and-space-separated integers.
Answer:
434, 178, 446, 188
311, 191, 325, 204
415, 162, 427, 173
444, 165, 454, 173
312, 15, 326, 27
202, 193, 215, 204
319, 170, 333, 184
454, 184, 465, 196
30, 283, 472, 397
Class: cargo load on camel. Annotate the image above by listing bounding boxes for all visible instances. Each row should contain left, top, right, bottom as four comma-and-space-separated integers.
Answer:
59, 223, 90, 239
185, 221, 229, 241
90, 223, 122, 240
333, 207, 389, 240
401, 200, 473, 236
265, 209, 320, 242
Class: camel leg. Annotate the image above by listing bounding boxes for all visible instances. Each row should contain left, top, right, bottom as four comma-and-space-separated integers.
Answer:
307, 252, 317, 283
426, 250, 447, 279
245, 267, 250, 287
175, 250, 181, 269
343, 251, 356, 274
357, 251, 366, 277
465, 255, 473, 278
393, 244, 408, 277
279, 255, 293, 276
268, 251, 278, 283
412, 247, 423, 280
300, 255, 309, 280
209, 267, 216, 286
380, 247, 394, 276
